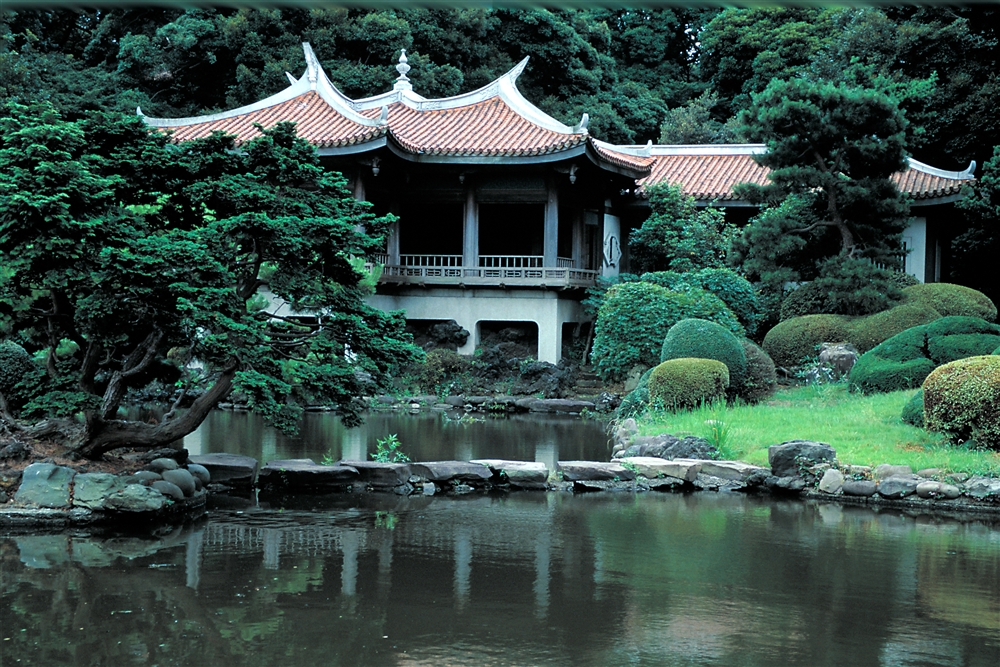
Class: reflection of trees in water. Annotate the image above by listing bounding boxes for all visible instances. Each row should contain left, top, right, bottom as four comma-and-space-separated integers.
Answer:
2, 495, 999, 665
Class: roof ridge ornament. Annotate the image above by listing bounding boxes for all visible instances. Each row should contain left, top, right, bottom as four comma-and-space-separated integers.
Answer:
573, 113, 589, 135
394, 49, 413, 91
378, 105, 389, 126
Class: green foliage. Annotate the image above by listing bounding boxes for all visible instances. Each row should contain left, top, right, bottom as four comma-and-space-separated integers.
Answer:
591, 282, 742, 380
628, 183, 734, 274
0, 102, 419, 455
923, 355, 1000, 449
617, 367, 653, 419
0, 340, 33, 399
641, 268, 760, 336
849, 316, 1000, 394
648, 358, 730, 412
901, 283, 997, 322
658, 90, 738, 144
416, 348, 471, 394
953, 145, 1000, 307
763, 314, 852, 368
372, 433, 410, 463
780, 282, 834, 321
901, 389, 924, 427
846, 303, 942, 354
739, 338, 777, 404
660, 318, 747, 393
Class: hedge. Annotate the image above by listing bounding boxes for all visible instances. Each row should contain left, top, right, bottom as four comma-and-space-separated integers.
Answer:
762, 315, 853, 368
923, 355, 1000, 449
902, 283, 997, 322
641, 268, 761, 335
591, 282, 743, 380
846, 303, 942, 353
848, 316, 1000, 394
648, 358, 729, 411
660, 318, 747, 392
739, 339, 777, 404
0, 340, 33, 398
901, 389, 924, 427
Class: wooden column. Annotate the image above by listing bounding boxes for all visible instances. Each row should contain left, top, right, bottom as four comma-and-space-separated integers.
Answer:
543, 179, 558, 267
463, 185, 478, 268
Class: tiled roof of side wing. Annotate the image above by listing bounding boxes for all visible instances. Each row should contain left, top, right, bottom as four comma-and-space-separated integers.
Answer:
159, 91, 386, 147
627, 146, 975, 201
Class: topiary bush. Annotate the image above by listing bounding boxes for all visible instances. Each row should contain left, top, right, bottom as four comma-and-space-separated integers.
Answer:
902, 283, 997, 322
660, 318, 747, 393
618, 367, 654, 418
923, 355, 1000, 449
0, 340, 34, 402
648, 358, 729, 411
845, 303, 942, 353
641, 268, 761, 335
591, 282, 743, 380
848, 316, 1000, 394
762, 314, 853, 368
780, 281, 834, 321
901, 389, 924, 427
739, 339, 776, 403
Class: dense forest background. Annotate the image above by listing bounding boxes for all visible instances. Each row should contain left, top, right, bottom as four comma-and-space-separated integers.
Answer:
2, 5, 998, 170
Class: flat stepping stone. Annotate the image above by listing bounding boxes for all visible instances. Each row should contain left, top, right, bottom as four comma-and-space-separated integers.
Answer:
470, 460, 549, 486
188, 453, 260, 488
339, 460, 412, 488
558, 461, 635, 482
619, 457, 699, 482
409, 461, 494, 484
514, 398, 595, 413
258, 459, 359, 492
690, 460, 768, 482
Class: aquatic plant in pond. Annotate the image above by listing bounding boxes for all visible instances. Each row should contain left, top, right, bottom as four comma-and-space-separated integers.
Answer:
372, 434, 410, 463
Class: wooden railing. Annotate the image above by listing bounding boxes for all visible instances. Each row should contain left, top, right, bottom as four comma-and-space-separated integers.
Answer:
376, 254, 595, 288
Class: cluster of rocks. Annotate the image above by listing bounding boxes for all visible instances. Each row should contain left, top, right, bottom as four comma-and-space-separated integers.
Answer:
1, 452, 211, 526
367, 394, 613, 415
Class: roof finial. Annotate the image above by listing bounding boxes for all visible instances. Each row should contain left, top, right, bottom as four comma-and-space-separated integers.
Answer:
394, 49, 412, 91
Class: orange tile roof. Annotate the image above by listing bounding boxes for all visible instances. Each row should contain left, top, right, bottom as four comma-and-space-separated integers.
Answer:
637, 153, 971, 202
592, 143, 655, 172
158, 91, 386, 148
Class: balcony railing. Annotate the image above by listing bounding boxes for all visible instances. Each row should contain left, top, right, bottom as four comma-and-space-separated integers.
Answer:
376, 254, 596, 288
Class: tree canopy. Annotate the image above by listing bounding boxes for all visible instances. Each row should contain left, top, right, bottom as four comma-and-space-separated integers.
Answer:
0, 103, 418, 458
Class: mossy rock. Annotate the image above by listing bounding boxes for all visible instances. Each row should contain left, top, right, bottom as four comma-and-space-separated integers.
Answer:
923, 355, 1000, 449
849, 316, 1000, 394
902, 283, 997, 322
762, 314, 852, 368
845, 303, 942, 354
660, 318, 747, 391
901, 389, 924, 427
739, 339, 776, 404
618, 367, 654, 418
648, 358, 729, 412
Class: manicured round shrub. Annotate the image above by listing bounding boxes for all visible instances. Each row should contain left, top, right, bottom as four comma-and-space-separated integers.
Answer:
0, 340, 33, 398
848, 316, 1000, 394
901, 389, 924, 427
845, 303, 942, 353
660, 318, 747, 392
762, 314, 852, 368
739, 339, 776, 403
902, 283, 997, 322
923, 355, 1000, 449
780, 281, 834, 321
591, 282, 743, 380
648, 358, 729, 411
641, 268, 761, 335
618, 367, 653, 418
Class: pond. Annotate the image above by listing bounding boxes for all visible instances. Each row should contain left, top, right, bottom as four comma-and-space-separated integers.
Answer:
181, 409, 615, 467
3, 492, 999, 666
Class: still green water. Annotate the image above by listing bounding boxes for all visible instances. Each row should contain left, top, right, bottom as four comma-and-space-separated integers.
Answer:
2, 493, 998, 666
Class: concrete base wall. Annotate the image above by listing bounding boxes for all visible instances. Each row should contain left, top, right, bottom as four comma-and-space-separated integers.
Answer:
369, 289, 584, 364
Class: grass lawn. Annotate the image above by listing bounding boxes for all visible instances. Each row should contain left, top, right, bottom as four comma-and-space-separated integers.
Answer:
633, 384, 1000, 476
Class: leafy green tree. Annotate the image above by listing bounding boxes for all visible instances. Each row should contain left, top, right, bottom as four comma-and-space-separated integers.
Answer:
629, 183, 734, 274
0, 103, 418, 458
659, 90, 738, 144
952, 145, 1000, 305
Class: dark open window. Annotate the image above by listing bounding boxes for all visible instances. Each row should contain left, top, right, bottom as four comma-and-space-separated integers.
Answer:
478, 203, 544, 256
399, 201, 463, 255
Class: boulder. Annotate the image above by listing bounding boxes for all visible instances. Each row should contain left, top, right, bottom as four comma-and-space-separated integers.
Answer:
188, 453, 260, 488
874, 464, 912, 480
0, 440, 32, 461
618, 456, 700, 482
147, 457, 179, 473
442, 396, 466, 407
186, 464, 211, 485
134, 448, 188, 465
339, 460, 412, 488
258, 459, 359, 492
818, 469, 845, 494
915, 481, 943, 499
842, 480, 878, 497
877, 475, 920, 499
470, 460, 549, 486
409, 461, 494, 484
14, 463, 75, 508
514, 398, 595, 414
963, 476, 1000, 499
128, 471, 162, 485
613, 434, 717, 461
72, 473, 126, 510
768, 441, 837, 478
104, 480, 166, 512
818, 343, 858, 378
696, 460, 767, 482
558, 461, 635, 482
161, 469, 197, 497
152, 480, 185, 501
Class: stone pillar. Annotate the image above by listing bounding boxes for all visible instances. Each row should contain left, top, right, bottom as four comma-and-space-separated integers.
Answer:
463, 186, 478, 268
457, 319, 479, 357
543, 180, 559, 267
535, 302, 561, 364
